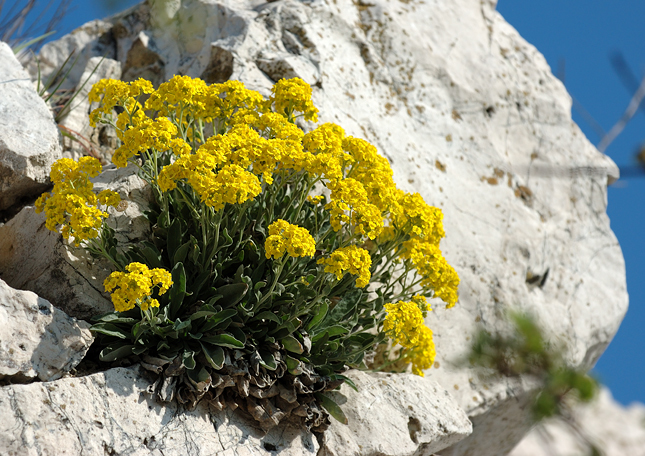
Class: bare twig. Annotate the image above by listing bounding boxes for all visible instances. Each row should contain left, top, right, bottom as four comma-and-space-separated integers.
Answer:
597, 74, 645, 153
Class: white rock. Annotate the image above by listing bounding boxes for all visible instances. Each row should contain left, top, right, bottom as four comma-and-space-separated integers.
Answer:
320, 370, 472, 456
32, 0, 628, 453
509, 388, 645, 456
0, 41, 61, 211
0, 366, 316, 456
24, 20, 116, 94
0, 278, 93, 381
59, 56, 122, 161
0, 206, 113, 319
0, 165, 150, 320
0, 365, 472, 456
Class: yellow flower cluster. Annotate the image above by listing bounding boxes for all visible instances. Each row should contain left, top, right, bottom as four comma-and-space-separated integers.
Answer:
391, 192, 445, 244
325, 178, 383, 239
401, 240, 460, 308
113, 112, 189, 168
157, 127, 265, 209
383, 298, 436, 376
383, 300, 426, 346
145, 76, 266, 127
317, 245, 372, 288
88, 78, 153, 128
35, 157, 121, 245
104, 262, 173, 312
88, 75, 459, 302
264, 220, 316, 259
271, 77, 318, 122
406, 326, 436, 376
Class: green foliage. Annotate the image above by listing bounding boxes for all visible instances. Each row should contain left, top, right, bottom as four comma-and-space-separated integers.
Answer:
469, 312, 598, 421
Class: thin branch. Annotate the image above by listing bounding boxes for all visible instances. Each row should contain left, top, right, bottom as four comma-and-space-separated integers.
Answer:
597, 74, 645, 153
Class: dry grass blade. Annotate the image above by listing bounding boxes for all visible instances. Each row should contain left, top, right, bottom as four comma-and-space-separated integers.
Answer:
0, 0, 72, 51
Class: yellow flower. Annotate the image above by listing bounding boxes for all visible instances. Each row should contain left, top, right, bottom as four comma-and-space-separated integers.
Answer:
400, 239, 460, 308
271, 77, 319, 122
307, 195, 324, 205
343, 136, 398, 213
88, 78, 152, 127
391, 192, 445, 245
405, 326, 436, 377
383, 299, 436, 377
265, 219, 316, 259
98, 190, 121, 207
104, 262, 173, 312
318, 245, 372, 288
35, 157, 114, 245
383, 300, 426, 347
325, 178, 384, 239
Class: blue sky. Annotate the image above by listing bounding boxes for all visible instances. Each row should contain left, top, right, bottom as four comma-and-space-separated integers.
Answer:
5, 0, 644, 405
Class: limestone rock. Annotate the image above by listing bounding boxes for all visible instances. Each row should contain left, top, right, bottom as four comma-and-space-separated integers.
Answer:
0, 278, 93, 382
0, 365, 471, 456
23, 20, 116, 94
320, 370, 472, 456
32, 0, 628, 453
58, 56, 122, 161
0, 165, 150, 320
509, 388, 645, 456
0, 41, 61, 212
0, 366, 316, 456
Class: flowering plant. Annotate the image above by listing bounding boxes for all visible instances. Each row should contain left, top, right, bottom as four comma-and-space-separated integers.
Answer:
36, 75, 459, 430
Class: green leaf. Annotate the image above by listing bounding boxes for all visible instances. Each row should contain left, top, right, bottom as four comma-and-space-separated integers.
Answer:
167, 218, 182, 263
229, 326, 247, 345
199, 309, 237, 332
201, 343, 225, 370
189, 235, 201, 264
312, 325, 349, 342
285, 355, 302, 375
330, 374, 358, 392
173, 318, 192, 332
307, 301, 329, 330
169, 262, 187, 319
189, 310, 219, 320
216, 283, 249, 307
281, 335, 304, 354
201, 333, 245, 349
221, 228, 234, 248
182, 350, 196, 370
187, 366, 211, 384
132, 345, 149, 355
90, 323, 130, 339
99, 343, 134, 362
173, 240, 192, 265
141, 244, 164, 269
12, 30, 55, 54
254, 311, 281, 324
259, 350, 277, 371
315, 393, 348, 425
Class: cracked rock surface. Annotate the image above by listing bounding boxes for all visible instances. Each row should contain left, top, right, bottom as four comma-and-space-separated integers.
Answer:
0, 41, 62, 212
0, 279, 93, 382
0, 366, 470, 456
320, 370, 472, 456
